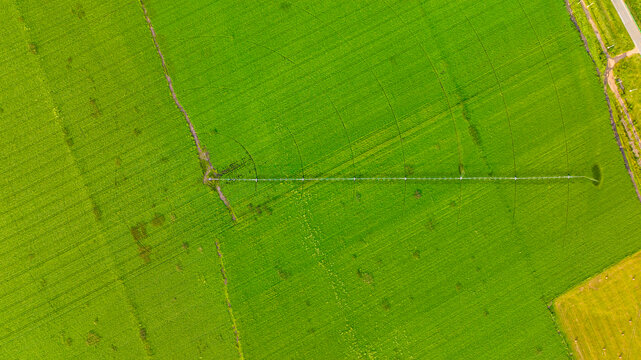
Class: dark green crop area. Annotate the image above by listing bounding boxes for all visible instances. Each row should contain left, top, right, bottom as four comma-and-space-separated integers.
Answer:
2, 0, 641, 359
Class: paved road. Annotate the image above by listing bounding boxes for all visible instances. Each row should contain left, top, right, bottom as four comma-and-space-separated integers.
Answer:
611, 0, 641, 51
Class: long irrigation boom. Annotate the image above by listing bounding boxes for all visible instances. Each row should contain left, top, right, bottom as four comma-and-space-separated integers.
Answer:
211, 175, 599, 183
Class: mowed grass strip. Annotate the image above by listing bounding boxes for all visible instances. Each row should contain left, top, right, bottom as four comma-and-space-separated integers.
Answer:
555, 250, 641, 360
585, 0, 635, 54
619, 55, 641, 133
625, 0, 641, 31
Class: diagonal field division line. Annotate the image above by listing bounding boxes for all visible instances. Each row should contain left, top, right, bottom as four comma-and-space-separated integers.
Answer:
215, 240, 245, 359
138, 1, 244, 358
138, 0, 237, 221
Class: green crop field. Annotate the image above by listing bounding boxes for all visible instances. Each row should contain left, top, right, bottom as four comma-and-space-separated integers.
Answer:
3, 0, 641, 359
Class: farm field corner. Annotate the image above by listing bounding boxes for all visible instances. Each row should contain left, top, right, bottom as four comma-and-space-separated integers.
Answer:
2, 0, 641, 359
556, 250, 641, 359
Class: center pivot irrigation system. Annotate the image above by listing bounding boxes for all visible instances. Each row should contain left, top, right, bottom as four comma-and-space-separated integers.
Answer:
141, 0, 600, 224
209, 175, 600, 183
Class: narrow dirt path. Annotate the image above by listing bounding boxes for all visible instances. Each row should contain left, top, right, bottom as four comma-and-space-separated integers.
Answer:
579, 0, 641, 160
566, 0, 641, 203
138, 3, 242, 358
610, 0, 641, 51
139, 0, 236, 221
605, 49, 641, 163
579, 0, 611, 55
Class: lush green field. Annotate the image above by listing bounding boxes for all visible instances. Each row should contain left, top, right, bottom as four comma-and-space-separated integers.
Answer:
3, 0, 641, 359
1, 1, 236, 358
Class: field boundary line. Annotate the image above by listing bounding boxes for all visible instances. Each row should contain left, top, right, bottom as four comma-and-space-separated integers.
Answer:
138, 0, 236, 221
215, 241, 245, 360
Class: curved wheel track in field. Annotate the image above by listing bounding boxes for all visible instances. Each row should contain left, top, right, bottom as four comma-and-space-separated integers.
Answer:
290, 3, 409, 212
381, 0, 465, 225
516, 1, 572, 252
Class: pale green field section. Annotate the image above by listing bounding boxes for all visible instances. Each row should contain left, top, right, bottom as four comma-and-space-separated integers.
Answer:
2, 0, 641, 359
1, 0, 237, 358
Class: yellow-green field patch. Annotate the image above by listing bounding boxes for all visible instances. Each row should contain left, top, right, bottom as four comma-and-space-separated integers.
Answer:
556, 251, 641, 359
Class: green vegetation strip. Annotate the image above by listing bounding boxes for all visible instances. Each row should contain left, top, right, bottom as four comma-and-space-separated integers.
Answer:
626, 0, 641, 29
584, 0, 635, 54
2, 0, 641, 359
